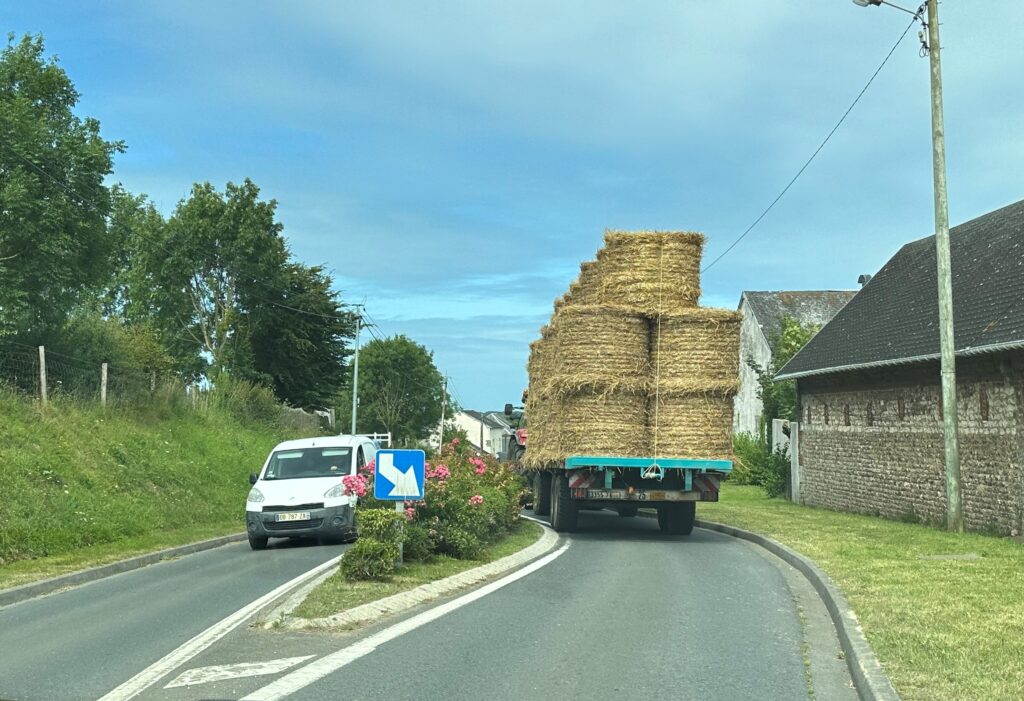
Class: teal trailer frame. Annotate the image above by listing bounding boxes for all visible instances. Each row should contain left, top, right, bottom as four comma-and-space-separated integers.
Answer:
564, 455, 732, 491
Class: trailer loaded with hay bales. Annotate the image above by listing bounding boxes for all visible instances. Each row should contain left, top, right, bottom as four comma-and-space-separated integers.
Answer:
521, 230, 740, 535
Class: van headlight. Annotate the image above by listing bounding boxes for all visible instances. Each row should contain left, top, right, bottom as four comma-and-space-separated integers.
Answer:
247, 487, 265, 503
324, 483, 346, 499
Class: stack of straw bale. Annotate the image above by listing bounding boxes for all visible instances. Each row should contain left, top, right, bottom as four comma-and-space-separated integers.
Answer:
523, 230, 739, 468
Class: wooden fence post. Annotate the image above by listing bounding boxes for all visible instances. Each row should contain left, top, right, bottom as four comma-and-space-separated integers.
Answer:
101, 362, 108, 408
38, 345, 47, 408
150, 370, 156, 393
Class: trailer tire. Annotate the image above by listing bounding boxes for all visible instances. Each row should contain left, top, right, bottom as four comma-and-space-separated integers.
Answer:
533, 472, 552, 516
616, 505, 639, 518
657, 502, 696, 535
549, 473, 578, 533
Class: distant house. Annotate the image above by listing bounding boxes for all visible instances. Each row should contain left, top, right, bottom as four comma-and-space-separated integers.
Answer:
776, 199, 1024, 534
734, 290, 855, 435
453, 410, 513, 457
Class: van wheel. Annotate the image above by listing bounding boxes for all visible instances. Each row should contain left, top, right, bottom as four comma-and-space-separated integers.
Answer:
248, 533, 269, 550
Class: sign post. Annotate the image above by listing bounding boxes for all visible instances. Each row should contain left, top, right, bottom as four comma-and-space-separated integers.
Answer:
373, 449, 426, 566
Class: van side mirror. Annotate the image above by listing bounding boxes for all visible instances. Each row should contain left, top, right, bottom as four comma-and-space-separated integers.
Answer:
504, 403, 513, 417
249, 473, 258, 485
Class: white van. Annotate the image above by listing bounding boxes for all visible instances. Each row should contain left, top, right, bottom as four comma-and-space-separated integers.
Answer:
245, 435, 379, 550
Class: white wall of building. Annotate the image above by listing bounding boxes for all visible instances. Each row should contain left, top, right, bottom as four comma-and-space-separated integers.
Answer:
733, 297, 772, 436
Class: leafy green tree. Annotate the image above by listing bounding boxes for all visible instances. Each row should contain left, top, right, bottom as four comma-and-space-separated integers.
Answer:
339, 335, 444, 445
240, 263, 356, 409
748, 316, 821, 439
128, 179, 288, 377
0, 34, 123, 335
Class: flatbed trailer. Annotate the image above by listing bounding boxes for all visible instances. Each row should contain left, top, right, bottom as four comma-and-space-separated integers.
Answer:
532, 455, 732, 534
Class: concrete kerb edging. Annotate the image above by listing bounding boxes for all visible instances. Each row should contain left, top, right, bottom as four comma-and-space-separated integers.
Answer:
264, 519, 560, 631
695, 519, 901, 701
0, 533, 246, 609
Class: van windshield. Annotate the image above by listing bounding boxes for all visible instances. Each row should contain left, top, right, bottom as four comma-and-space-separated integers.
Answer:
263, 447, 353, 480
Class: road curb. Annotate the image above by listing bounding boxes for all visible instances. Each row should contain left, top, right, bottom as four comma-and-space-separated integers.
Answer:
0, 533, 245, 609
694, 519, 901, 701
266, 519, 558, 631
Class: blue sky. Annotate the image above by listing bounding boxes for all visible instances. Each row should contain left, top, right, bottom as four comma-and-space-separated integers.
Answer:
5, 1, 1023, 410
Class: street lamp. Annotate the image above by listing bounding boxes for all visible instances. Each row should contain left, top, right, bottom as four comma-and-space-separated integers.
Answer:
854, 0, 963, 533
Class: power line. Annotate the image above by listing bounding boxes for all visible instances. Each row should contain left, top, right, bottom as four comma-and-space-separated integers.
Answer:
701, 14, 919, 273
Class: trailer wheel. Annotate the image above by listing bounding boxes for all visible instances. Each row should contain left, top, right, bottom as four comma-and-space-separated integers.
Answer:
533, 472, 552, 516
616, 505, 639, 518
549, 474, 578, 533
657, 502, 696, 535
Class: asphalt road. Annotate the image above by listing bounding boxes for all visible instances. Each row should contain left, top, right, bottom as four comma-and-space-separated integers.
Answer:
0, 537, 346, 701
115, 510, 857, 701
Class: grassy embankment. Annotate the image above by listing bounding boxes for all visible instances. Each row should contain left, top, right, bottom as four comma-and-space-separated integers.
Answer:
0, 388, 313, 589
702, 484, 1024, 701
294, 519, 542, 619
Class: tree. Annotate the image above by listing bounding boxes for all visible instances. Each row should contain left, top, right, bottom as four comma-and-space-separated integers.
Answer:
129, 179, 289, 377
748, 316, 820, 439
240, 263, 356, 409
341, 335, 444, 445
0, 34, 123, 335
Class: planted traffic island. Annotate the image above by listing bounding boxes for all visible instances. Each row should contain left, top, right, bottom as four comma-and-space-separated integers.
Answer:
701, 484, 1024, 701
265, 441, 548, 631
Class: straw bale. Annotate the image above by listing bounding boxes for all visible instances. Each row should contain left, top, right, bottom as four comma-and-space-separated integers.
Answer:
597, 231, 704, 313
652, 308, 741, 387
649, 390, 734, 461
543, 387, 649, 462
573, 261, 600, 305
541, 305, 648, 396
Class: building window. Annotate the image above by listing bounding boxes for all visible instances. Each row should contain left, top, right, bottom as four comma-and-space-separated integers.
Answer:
866, 401, 874, 426
898, 397, 905, 420
824, 404, 830, 425
980, 386, 990, 421
843, 404, 850, 426
806, 405, 812, 423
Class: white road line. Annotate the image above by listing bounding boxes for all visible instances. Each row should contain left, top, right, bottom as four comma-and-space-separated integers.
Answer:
164, 656, 315, 689
242, 540, 571, 701
97, 553, 344, 701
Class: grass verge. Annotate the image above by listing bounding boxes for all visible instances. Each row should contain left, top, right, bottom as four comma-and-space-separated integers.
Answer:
0, 522, 241, 590
702, 484, 1024, 701
0, 386, 315, 587
293, 519, 542, 619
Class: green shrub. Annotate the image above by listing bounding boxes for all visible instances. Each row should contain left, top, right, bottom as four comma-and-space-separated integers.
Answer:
357, 507, 405, 545
339, 539, 399, 581
402, 523, 435, 562
434, 523, 483, 560
731, 432, 789, 498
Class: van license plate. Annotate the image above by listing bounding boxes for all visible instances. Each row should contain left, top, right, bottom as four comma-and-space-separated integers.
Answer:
276, 512, 310, 522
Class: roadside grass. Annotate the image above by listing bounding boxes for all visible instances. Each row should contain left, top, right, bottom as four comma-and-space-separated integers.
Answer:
293, 519, 542, 619
702, 485, 1024, 701
0, 387, 313, 587
0, 522, 241, 590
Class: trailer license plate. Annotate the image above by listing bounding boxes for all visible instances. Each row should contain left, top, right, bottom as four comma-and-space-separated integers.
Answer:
276, 511, 310, 522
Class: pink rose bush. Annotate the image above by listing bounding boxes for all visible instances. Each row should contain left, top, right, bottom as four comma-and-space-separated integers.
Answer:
347, 439, 527, 570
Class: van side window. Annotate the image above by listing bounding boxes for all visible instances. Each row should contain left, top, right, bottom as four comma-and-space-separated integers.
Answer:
356, 447, 365, 473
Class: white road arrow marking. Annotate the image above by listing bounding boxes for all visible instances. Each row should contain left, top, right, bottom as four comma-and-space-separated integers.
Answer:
164, 656, 315, 688
377, 452, 421, 498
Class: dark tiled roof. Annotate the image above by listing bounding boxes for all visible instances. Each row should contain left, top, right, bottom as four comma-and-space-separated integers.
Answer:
462, 410, 507, 430
741, 290, 856, 348
777, 198, 1024, 380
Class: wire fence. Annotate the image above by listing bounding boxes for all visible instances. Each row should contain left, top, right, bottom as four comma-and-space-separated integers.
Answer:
0, 343, 325, 432
0, 344, 176, 406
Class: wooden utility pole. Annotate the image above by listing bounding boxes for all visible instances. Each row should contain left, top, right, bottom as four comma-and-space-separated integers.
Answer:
350, 313, 362, 435
926, 0, 962, 533
437, 377, 447, 449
